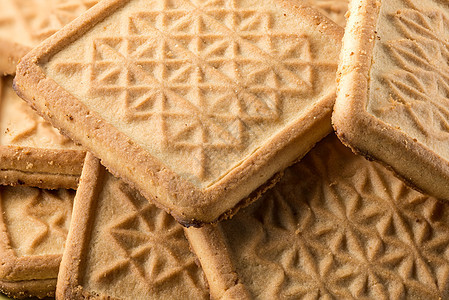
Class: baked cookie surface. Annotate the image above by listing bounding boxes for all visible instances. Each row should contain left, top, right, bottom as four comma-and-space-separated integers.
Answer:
15, 0, 343, 225
57, 153, 209, 299
333, 0, 449, 199
186, 135, 449, 299
0, 186, 74, 299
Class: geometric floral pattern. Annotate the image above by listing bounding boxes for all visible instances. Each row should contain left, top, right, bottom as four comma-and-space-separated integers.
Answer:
46, 0, 338, 186
84, 174, 208, 298
220, 135, 449, 299
0, 0, 98, 46
368, 0, 449, 158
22, 189, 73, 255
2, 187, 74, 257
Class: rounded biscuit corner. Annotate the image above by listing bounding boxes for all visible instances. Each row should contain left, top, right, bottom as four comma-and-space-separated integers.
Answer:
331, 0, 380, 159
169, 197, 226, 228
174, 168, 284, 228
332, 71, 370, 155
171, 196, 250, 228
332, 0, 449, 201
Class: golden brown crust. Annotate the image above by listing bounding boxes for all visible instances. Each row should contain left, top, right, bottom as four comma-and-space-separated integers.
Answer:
15, 0, 342, 225
0, 253, 61, 282
0, 146, 84, 176
0, 146, 84, 189
0, 169, 77, 190
184, 225, 251, 299
56, 153, 104, 300
0, 76, 85, 189
0, 278, 56, 299
332, 0, 449, 200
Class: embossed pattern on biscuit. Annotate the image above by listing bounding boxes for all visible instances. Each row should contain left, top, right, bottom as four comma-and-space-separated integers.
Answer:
217, 135, 449, 299
0, 77, 81, 149
0, 0, 98, 48
1, 187, 73, 257
43, 0, 339, 187
77, 167, 208, 298
368, 0, 449, 159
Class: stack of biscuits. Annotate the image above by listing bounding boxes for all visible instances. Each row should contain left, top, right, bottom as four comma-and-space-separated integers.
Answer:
0, 0, 448, 299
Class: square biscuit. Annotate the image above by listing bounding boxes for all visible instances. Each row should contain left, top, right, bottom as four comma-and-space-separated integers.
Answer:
333, 0, 449, 199
14, 0, 343, 225
57, 153, 209, 299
